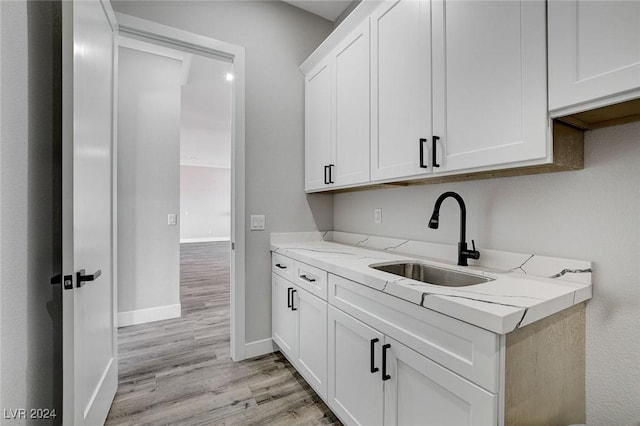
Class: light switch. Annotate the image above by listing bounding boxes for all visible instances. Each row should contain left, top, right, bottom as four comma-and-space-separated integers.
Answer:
168, 214, 177, 226
374, 208, 382, 224
250, 215, 265, 230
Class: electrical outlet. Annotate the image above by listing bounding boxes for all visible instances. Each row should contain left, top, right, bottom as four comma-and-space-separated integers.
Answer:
250, 215, 265, 230
374, 208, 382, 224
168, 213, 177, 226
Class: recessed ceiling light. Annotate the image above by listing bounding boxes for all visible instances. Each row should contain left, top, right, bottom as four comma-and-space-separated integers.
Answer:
225, 73, 234, 81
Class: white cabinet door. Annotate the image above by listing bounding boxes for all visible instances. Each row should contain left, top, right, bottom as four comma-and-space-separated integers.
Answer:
383, 337, 497, 426
332, 21, 371, 187
295, 288, 328, 400
370, 0, 432, 181
328, 306, 384, 426
548, 0, 640, 113
432, 0, 548, 172
272, 274, 298, 358
305, 58, 333, 191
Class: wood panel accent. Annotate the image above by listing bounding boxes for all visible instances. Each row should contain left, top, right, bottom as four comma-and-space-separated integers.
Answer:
106, 242, 341, 425
328, 120, 584, 194
557, 98, 640, 130
505, 303, 586, 426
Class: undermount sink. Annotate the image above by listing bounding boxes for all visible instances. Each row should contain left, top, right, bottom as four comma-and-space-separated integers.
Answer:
370, 262, 493, 287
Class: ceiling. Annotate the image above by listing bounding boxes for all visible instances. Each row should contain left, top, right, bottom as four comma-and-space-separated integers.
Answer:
283, 0, 354, 22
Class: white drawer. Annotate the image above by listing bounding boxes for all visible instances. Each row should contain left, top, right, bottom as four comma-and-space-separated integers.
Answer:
294, 261, 328, 301
272, 252, 294, 280
328, 274, 500, 393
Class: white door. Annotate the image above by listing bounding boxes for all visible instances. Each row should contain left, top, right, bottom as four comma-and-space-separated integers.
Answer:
383, 337, 497, 426
333, 21, 371, 187
548, 0, 640, 112
305, 58, 333, 191
272, 274, 298, 358
295, 288, 328, 400
62, 0, 118, 424
370, 0, 432, 181
432, 0, 548, 172
328, 306, 384, 426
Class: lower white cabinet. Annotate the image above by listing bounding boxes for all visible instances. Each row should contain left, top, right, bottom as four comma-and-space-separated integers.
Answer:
272, 272, 328, 400
273, 252, 586, 425
328, 305, 384, 426
328, 305, 496, 426
295, 287, 327, 398
384, 336, 496, 426
272, 273, 297, 358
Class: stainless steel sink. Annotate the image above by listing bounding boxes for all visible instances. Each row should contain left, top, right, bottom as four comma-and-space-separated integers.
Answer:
370, 262, 493, 287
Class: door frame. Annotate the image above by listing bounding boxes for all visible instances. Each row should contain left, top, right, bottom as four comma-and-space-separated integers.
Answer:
114, 13, 247, 361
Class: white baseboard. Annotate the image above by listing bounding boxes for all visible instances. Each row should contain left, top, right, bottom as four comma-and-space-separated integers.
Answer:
118, 304, 181, 327
180, 237, 230, 243
244, 338, 276, 359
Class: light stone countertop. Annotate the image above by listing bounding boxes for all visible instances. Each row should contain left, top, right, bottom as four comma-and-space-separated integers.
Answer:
271, 234, 592, 334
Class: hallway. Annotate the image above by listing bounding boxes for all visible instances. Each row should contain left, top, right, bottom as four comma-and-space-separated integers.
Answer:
106, 242, 340, 425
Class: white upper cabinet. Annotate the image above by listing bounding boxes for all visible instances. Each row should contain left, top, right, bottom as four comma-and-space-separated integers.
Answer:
548, 0, 640, 114
370, 0, 432, 180
305, 58, 333, 191
302, 0, 552, 191
432, 0, 548, 172
333, 21, 371, 187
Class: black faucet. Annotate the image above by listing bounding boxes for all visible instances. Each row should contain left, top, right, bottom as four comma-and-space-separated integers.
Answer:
428, 191, 480, 266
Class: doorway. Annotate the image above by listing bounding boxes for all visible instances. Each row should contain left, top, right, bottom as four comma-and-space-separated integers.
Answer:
113, 14, 247, 361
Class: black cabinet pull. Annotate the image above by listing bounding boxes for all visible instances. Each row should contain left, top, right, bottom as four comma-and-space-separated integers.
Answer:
324, 165, 329, 184
299, 274, 316, 283
328, 164, 335, 184
382, 343, 391, 381
370, 338, 380, 373
76, 269, 102, 288
432, 135, 440, 168
275, 263, 287, 269
287, 287, 293, 308
291, 289, 297, 311
419, 138, 428, 168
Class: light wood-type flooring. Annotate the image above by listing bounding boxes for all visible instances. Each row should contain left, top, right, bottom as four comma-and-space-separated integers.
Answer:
106, 242, 340, 426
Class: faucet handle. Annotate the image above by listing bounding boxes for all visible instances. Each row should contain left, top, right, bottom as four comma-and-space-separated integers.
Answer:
468, 240, 480, 260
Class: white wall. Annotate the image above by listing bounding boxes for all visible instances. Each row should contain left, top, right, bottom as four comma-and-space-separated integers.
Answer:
180, 165, 231, 241
117, 46, 182, 320
334, 122, 640, 425
112, 0, 335, 342
0, 0, 62, 420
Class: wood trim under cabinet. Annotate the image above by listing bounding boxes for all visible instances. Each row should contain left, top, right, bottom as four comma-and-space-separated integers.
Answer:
504, 302, 586, 426
556, 98, 640, 131
326, 120, 584, 194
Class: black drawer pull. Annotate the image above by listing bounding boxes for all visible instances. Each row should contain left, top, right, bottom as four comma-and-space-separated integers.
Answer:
382, 343, 391, 381
291, 289, 297, 311
299, 274, 316, 283
324, 165, 329, 184
76, 269, 101, 288
370, 338, 380, 373
328, 164, 335, 184
419, 138, 428, 168
287, 287, 293, 308
432, 135, 440, 168
275, 263, 287, 269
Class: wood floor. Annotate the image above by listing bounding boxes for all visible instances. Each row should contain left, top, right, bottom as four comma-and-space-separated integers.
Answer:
106, 242, 341, 426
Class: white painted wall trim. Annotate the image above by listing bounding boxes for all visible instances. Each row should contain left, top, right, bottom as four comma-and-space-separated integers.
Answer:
180, 237, 230, 244
118, 304, 181, 327
115, 13, 247, 361
244, 338, 277, 360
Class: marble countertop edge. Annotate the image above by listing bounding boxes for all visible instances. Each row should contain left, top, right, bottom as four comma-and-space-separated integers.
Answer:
271, 240, 592, 335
